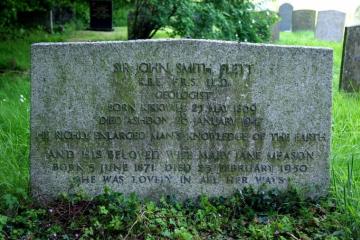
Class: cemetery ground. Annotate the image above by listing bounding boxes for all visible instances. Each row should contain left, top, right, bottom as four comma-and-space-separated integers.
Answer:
0, 29, 359, 239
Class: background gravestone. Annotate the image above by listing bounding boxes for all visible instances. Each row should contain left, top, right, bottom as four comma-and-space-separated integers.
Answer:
17, 10, 52, 32
354, 6, 360, 25
292, 10, 317, 32
271, 23, 280, 41
315, 10, 346, 42
279, 3, 293, 31
17, 8, 74, 33
89, 0, 113, 31
340, 25, 360, 92
53, 7, 74, 26
258, 11, 279, 42
31, 40, 332, 202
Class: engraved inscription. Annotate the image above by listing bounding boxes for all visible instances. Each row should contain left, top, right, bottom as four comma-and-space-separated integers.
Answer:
31, 41, 332, 200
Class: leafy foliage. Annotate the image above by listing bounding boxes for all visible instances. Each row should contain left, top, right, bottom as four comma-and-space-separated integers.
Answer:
113, 0, 136, 27
0, 0, 88, 37
128, 0, 278, 42
0, 187, 357, 239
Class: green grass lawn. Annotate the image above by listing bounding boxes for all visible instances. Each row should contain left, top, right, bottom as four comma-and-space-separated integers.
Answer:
66, 26, 172, 42
0, 29, 360, 238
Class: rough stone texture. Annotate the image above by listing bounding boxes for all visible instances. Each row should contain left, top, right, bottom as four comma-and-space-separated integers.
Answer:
279, 3, 293, 31
292, 10, 316, 32
340, 25, 360, 91
315, 10, 346, 42
31, 40, 333, 202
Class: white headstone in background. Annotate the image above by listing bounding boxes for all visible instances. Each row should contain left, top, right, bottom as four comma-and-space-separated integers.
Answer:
315, 10, 346, 42
354, 6, 360, 25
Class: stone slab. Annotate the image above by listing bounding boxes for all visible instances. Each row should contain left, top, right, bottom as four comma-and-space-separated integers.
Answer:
315, 10, 346, 42
354, 6, 360, 25
279, 3, 293, 31
89, 0, 113, 31
340, 25, 360, 91
292, 10, 316, 32
31, 40, 333, 202
271, 23, 280, 42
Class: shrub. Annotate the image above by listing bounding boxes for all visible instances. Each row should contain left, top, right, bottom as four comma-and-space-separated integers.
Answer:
128, 0, 277, 42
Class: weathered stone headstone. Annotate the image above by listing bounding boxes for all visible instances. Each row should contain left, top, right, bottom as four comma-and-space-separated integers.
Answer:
53, 7, 74, 25
315, 10, 346, 42
354, 6, 360, 25
89, 0, 113, 31
340, 25, 360, 91
31, 40, 332, 201
279, 3, 293, 31
292, 10, 316, 32
18, 10, 53, 33
271, 23, 280, 42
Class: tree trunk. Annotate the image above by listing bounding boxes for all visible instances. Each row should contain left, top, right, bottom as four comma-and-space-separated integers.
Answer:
127, 6, 157, 40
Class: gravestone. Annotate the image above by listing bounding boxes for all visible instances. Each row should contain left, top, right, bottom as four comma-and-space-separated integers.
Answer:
18, 10, 52, 32
279, 3, 293, 31
53, 7, 74, 25
271, 23, 280, 42
354, 6, 360, 25
315, 10, 346, 42
292, 10, 316, 32
340, 25, 360, 91
31, 40, 332, 202
89, 0, 113, 31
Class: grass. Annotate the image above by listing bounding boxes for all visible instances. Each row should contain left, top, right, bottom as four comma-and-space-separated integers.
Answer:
0, 30, 68, 71
0, 73, 30, 194
67, 27, 128, 42
0, 30, 69, 196
66, 26, 173, 42
0, 28, 360, 237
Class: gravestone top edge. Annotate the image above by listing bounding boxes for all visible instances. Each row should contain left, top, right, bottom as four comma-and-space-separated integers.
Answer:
345, 24, 360, 28
31, 39, 333, 52
293, 9, 316, 12
318, 10, 345, 14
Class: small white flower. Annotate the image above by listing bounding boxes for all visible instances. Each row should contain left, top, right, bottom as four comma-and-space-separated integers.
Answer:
20, 94, 26, 103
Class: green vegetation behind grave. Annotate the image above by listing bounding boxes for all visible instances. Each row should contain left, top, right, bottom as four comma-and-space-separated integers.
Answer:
0, 29, 69, 71
0, 73, 29, 195
127, 0, 277, 41
66, 26, 173, 42
0, 29, 360, 238
0, 30, 69, 197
